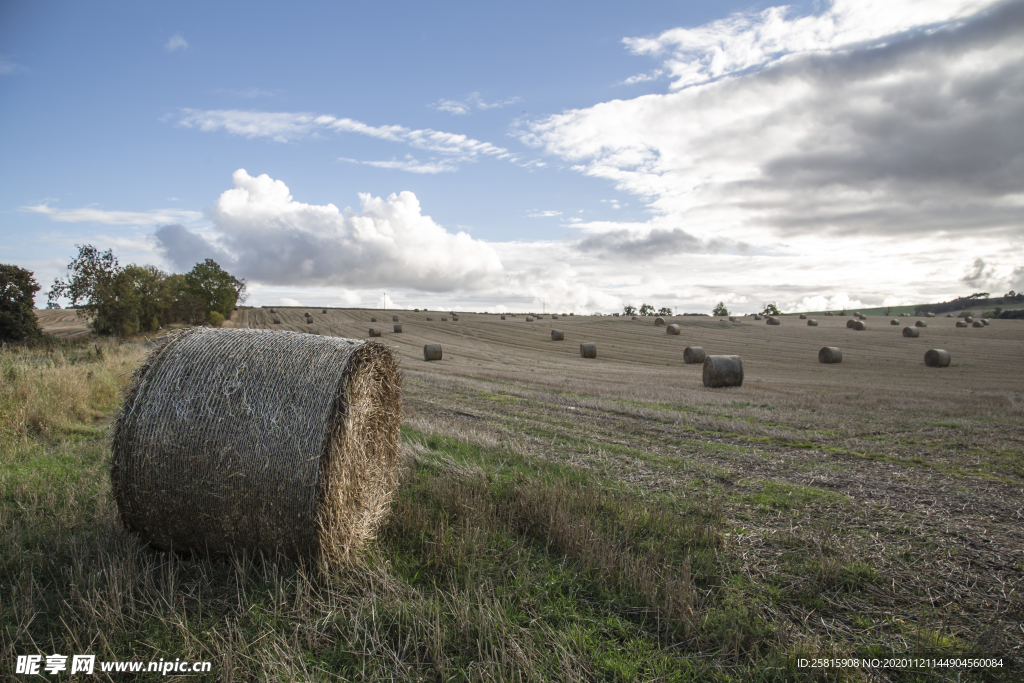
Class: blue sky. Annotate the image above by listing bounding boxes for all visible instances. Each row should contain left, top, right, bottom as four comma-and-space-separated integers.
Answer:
3, 0, 1022, 313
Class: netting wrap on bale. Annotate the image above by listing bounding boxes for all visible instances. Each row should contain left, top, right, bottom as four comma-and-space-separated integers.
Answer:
110, 328, 402, 564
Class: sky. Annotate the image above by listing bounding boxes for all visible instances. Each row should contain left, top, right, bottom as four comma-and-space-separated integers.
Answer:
2, 0, 1022, 314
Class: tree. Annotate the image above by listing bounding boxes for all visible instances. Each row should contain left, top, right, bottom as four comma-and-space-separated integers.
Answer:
1, 264, 44, 341
639, 303, 655, 316
48, 245, 139, 336
762, 302, 781, 316
712, 302, 730, 317
657, 306, 673, 316
184, 259, 246, 319
623, 304, 637, 316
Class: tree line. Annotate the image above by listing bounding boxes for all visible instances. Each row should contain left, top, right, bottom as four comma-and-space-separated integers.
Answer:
1, 245, 245, 342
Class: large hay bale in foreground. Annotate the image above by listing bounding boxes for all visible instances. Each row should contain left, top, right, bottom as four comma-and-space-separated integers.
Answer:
551, 329, 565, 341
702, 355, 742, 388
924, 349, 951, 367
807, 319, 818, 326
818, 346, 842, 364
654, 317, 666, 326
903, 326, 920, 338
666, 324, 681, 335
110, 329, 401, 562
369, 328, 382, 337
423, 344, 442, 361
915, 320, 927, 328
683, 346, 706, 364
580, 342, 597, 358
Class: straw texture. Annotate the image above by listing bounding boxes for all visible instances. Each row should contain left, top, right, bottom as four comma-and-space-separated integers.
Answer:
702, 355, 743, 388
110, 328, 402, 564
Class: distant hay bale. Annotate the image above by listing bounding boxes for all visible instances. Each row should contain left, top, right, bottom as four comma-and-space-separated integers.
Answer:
579, 342, 597, 358
426, 317, 433, 321
891, 319, 900, 325
552, 315, 558, 320
322, 309, 327, 314
526, 316, 535, 322
631, 316, 638, 321
965, 316, 974, 323
666, 324, 681, 335
955, 321, 968, 328
799, 314, 807, 319
273, 317, 282, 325
729, 316, 739, 322
946, 313, 954, 317
683, 346, 706, 364
903, 326, 920, 337
982, 318, 990, 325
926, 312, 936, 318
702, 355, 743, 388
846, 319, 857, 329
423, 344, 442, 361
753, 314, 763, 320
270, 308, 276, 313
393, 324, 402, 333
110, 328, 401, 562
654, 317, 666, 326
818, 346, 842, 364
825, 311, 834, 316
309, 328, 320, 335
916, 320, 927, 328
392, 315, 399, 322
551, 329, 565, 341
369, 328, 382, 337
371, 317, 377, 322
441, 316, 448, 321
500, 315, 506, 320
853, 320, 867, 331
852, 311, 860, 317
767, 316, 781, 325
972, 321, 983, 327
807, 319, 818, 326
452, 315, 459, 321
924, 349, 951, 367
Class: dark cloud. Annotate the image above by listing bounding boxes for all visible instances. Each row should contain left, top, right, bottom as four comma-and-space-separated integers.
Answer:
576, 227, 705, 259
154, 224, 230, 271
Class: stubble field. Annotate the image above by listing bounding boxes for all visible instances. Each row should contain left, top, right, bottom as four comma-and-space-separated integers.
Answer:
2, 307, 1021, 681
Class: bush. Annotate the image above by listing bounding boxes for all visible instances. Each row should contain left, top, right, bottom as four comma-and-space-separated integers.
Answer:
1, 264, 44, 342
208, 311, 225, 327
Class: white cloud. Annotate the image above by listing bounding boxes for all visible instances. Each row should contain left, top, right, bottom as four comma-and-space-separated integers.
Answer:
621, 70, 663, 85
787, 292, 867, 313
431, 92, 522, 115
175, 109, 510, 167
377, 293, 400, 309
155, 169, 504, 292
20, 203, 203, 225
528, 210, 562, 218
280, 297, 303, 307
339, 156, 460, 174
165, 34, 189, 52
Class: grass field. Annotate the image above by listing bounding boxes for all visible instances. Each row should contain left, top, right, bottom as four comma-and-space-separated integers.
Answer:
2, 309, 1022, 681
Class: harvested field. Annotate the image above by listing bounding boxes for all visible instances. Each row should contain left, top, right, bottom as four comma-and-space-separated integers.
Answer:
10, 308, 1024, 681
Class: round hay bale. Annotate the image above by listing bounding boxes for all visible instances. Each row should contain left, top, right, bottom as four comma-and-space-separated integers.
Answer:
946, 313, 954, 317
368, 327, 382, 337
371, 317, 377, 323
846, 319, 857, 329
729, 316, 739, 322
270, 308, 276, 313
500, 315, 506, 320
452, 315, 459, 321
982, 318, 990, 325
110, 329, 401, 562
552, 315, 558, 320
767, 316, 781, 325
683, 346, 706, 364
392, 315, 399, 322
309, 328, 320, 335
631, 316, 638, 321
890, 319, 900, 325
702, 355, 742, 388
273, 317, 282, 325
853, 320, 867, 331
926, 312, 936, 318
753, 314, 763, 320
818, 346, 842, 364
441, 316, 448, 321
666, 324, 681, 335
924, 349, 951, 367
807, 319, 818, 326
551, 329, 565, 341
423, 344, 442, 361
799, 314, 807, 319
825, 311, 834, 316
972, 321, 983, 328
915, 320, 927, 328
579, 342, 597, 358
526, 316, 534, 322
654, 317, 666, 326
903, 326, 920, 337
965, 316, 974, 323
852, 311, 860, 317
393, 324, 403, 333
955, 320, 968, 328
322, 309, 327, 314
425, 316, 433, 321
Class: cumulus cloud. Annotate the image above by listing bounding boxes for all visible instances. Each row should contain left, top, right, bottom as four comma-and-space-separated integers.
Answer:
20, 203, 203, 225
787, 292, 868, 312
155, 169, 504, 292
431, 92, 521, 115
523, 0, 1024, 255
528, 210, 562, 218
165, 34, 189, 52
